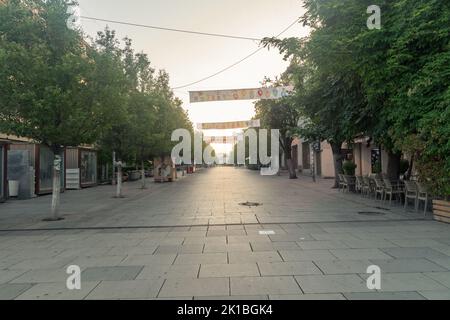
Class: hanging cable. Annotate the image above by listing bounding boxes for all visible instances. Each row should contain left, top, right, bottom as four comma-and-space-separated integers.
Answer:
80, 16, 263, 42
171, 17, 300, 90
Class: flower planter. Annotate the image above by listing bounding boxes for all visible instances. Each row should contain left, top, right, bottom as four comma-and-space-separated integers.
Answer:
433, 200, 450, 223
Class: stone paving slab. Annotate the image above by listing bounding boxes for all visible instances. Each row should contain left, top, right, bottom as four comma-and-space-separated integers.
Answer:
279, 250, 336, 261
15, 281, 100, 300
296, 240, 350, 250
295, 275, 370, 294
81, 266, 143, 281
314, 260, 371, 275
203, 243, 252, 253
418, 290, 450, 300
1, 167, 450, 299
0, 270, 27, 284
135, 264, 200, 280
120, 254, 177, 266
228, 251, 282, 264
159, 278, 229, 298
10, 268, 68, 284
250, 242, 301, 251
69, 255, 127, 268
230, 276, 302, 296
174, 253, 227, 265
0, 283, 33, 299
85, 279, 164, 300
423, 272, 450, 288
359, 272, 449, 292
330, 249, 393, 260
380, 247, 450, 260
154, 245, 204, 254
426, 257, 450, 270
257, 262, 322, 276
344, 291, 426, 300
370, 258, 447, 273
199, 263, 259, 278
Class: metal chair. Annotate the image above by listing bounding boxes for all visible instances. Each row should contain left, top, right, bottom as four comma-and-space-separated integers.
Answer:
343, 175, 356, 193
404, 180, 418, 211
361, 176, 372, 197
374, 178, 385, 200
416, 182, 430, 216
383, 177, 404, 206
355, 176, 363, 194
338, 174, 346, 192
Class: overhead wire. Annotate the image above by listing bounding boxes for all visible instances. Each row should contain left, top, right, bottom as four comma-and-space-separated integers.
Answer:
171, 17, 300, 90
78, 13, 300, 91
79, 16, 263, 42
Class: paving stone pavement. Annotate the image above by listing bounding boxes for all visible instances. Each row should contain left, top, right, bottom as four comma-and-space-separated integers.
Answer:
0, 167, 450, 300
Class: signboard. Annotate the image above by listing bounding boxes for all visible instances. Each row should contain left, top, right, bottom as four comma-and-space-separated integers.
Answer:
189, 86, 294, 103
197, 119, 260, 130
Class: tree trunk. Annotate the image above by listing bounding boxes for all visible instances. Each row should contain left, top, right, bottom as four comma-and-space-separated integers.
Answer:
286, 159, 297, 179
331, 141, 343, 188
405, 153, 414, 180
116, 164, 123, 198
49, 147, 63, 221
141, 160, 146, 189
386, 150, 401, 180
112, 152, 116, 185
284, 137, 297, 179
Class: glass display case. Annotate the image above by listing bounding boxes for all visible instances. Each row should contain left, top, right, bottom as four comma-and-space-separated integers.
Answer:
80, 150, 97, 187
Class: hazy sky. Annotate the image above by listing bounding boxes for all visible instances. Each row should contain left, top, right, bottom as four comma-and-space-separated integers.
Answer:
77, 0, 309, 128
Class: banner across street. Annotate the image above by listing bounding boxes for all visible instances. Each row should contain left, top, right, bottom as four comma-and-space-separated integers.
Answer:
197, 119, 260, 130
203, 136, 237, 144
189, 86, 294, 103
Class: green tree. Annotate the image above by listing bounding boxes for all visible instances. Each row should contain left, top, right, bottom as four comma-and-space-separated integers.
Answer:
0, 0, 119, 218
255, 93, 299, 179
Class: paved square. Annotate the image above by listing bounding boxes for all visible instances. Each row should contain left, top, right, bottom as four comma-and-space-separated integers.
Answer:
0, 167, 449, 300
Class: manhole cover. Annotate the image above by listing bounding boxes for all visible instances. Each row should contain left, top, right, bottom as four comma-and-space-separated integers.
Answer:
239, 201, 262, 207
358, 211, 386, 216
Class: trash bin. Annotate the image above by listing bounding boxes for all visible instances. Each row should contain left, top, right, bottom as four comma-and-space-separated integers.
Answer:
8, 180, 20, 197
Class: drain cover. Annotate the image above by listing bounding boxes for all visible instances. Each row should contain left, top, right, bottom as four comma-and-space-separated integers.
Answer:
239, 201, 262, 207
358, 211, 386, 216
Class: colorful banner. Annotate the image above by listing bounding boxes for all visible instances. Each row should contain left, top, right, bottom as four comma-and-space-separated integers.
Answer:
197, 119, 260, 130
204, 136, 237, 144
189, 86, 294, 103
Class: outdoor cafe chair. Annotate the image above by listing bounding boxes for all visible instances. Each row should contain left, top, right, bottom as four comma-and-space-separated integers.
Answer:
355, 176, 363, 194
416, 182, 430, 216
343, 175, 356, 193
382, 177, 404, 206
338, 174, 346, 192
404, 180, 419, 211
361, 176, 372, 197
374, 178, 385, 200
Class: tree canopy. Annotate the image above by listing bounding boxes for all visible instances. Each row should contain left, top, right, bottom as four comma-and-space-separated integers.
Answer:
262, 0, 449, 195
0, 0, 194, 166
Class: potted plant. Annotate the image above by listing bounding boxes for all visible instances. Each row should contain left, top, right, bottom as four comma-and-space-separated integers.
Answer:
343, 161, 357, 176
416, 157, 450, 223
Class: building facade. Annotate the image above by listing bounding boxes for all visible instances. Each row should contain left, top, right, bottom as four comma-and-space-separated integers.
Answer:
292, 137, 390, 178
